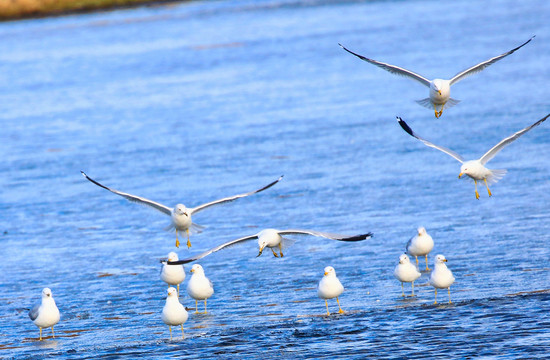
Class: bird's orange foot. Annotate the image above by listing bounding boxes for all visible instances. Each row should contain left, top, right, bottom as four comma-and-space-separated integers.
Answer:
475, 191, 480, 200
175, 239, 180, 248
187, 239, 192, 248
338, 309, 345, 314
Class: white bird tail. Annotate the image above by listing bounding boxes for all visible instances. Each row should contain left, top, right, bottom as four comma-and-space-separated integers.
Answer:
487, 169, 507, 184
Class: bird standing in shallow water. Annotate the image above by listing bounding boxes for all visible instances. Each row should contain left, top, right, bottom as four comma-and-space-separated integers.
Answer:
317, 266, 345, 316
429, 255, 455, 304
406, 227, 434, 271
162, 287, 188, 340
394, 254, 421, 297
339, 36, 534, 118
28, 288, 60, 341
187, 264, 214, 314
161, 252, 186, 296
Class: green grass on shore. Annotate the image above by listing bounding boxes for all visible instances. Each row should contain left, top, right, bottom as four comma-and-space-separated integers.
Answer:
0, 0, 182, 21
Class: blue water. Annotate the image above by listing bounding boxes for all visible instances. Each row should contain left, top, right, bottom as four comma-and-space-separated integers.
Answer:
1, 0, 550, 358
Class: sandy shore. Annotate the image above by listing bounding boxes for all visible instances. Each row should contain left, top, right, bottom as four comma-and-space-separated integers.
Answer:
0, 0, 185, 21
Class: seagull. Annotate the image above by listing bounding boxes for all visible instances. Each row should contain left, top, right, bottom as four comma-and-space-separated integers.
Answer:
397, 114, 550, 199
186, 264, 214, 314
317, 266, 345, 316
405, 227, 434, 271
167, 228, 373, 264
394, 254, 421, 297
429, 254, 455, 304
28, 288, 60, 341
161, 287, 188, 340
160, 252, 186, 296
81, 171, 283, 248
339, 36, 534, 118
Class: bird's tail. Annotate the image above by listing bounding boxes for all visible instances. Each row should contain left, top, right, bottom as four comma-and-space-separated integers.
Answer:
415, 98, 432, 109
445, 98, 461, 109
487, 169, 507, 184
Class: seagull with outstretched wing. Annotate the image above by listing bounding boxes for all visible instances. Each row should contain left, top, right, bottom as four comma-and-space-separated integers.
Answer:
397, 114, 549, 199
81, 171, 283, 248
340, 36, 534, 118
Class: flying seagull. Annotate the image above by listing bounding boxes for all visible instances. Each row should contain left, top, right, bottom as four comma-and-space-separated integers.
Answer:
81, 171, 283, 248
339, 36, 534, 118
397, 114, 549, 199
168, 228, 373, 264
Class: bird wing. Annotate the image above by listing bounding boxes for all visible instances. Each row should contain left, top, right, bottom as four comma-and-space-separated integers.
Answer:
277, 229, 373, 241
190, 176, 283, 214
397, 117, 465, 163
81, 171, 172, 215
479, 113, 550, 165
167, 234, 260, 264
28, 303, 40, 321
339, 43, 431, 87
450, 36, 535, 85
405, 236, 414, 252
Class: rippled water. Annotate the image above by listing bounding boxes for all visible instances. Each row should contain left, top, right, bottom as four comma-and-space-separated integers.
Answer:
1, 0, 550, 358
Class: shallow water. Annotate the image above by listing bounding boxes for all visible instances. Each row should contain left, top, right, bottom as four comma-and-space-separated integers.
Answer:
1, 0, 550, 358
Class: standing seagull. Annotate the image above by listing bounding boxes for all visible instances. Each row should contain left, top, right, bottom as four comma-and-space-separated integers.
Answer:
28, 288, 60, 341
317, 266, 345, 316
161, 252, 186, 296
81, 171, 283, 248
167, 228, 373, 264
339, 36, 534, 118
429, 255, 455, 304
187, 264, 214, 314
397, 114, 549, 199
394, 254, 421, 297
406, 227, 434, 271
161, 287, 188, 340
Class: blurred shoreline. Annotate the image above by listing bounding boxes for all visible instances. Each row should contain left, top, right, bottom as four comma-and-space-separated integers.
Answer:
0, 0, 188, 21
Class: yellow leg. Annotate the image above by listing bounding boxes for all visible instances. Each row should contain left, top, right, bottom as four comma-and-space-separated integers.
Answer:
425, 254, 430, 271
415, 256, 419, 266
325, 299, 330, 316
279, 243, 284, 257
433, 104, 439, 118
204, 299, 208, 314
51, 326, 55, 339
177, 284, 180, 297
438, 103, 444, 117
271, 248, 279, 258
448, 288, 452, 304
169, 326, 172, 340
411, 281, 415, 296
181, 324, 185, 339
175, 229, 180, 248
401, 282, 405, 297
39, 327, 43, 341
336, 297, 344, 313
434, 288, 438, 304
195, 300, 199, 313
484, 178, 492, 197
474, 180, 480, 200
186, 229, 191, 248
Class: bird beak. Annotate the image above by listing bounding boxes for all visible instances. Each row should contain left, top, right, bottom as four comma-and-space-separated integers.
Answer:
324, 272, 329, 276
438, 90, 442, 95
257, 245, 265, 257
443, 259, 448, 262
190, 268, 195, 273
458, 172, 463, 179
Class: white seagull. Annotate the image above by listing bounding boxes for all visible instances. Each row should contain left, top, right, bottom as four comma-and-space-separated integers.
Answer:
394, 254, 421, 297
81, 171, 283, 248
167, 228, 373, 264
161, 287, 188, 340
397, 114, 549, 199
429, 254, 455, 304
340, 36, 534, 118
405, 227, 434, 271
161, 252, 186, 296
186, 264, 214, 314
317, 266, 345, 316
28, 288, 60, 341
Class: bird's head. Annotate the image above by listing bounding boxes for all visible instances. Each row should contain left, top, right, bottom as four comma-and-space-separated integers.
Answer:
42, 288, 52, 298
417, 227, 426, 236
167, 252, 179, 262
167, 287, 177, 297
174, 204, 189, 217
432, 79, 444, 95
399, 254, 410, 264
190, 264, 203, 274
435, 254, 448, 264
459, 164, 469, 179
257, 239, 267, 257
323, 266, 336, 277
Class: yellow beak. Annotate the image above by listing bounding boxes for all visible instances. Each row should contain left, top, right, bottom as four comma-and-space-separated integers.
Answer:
443, 259, 448, 262
458, 172, 463, 178
438, 90, 442, 95
324, 272, 329, 276
190, 269, 195, 273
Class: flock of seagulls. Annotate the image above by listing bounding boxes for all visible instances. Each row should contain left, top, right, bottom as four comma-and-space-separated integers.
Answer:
28, 35, 547, 341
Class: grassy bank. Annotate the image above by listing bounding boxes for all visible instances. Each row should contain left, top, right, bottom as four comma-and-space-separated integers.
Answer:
0, 0, 184, 21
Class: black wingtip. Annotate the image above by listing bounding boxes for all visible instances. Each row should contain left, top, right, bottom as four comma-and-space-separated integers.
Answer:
397, 117, 414, 137
340, 232, 373, 242
167, 259, 191, 265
